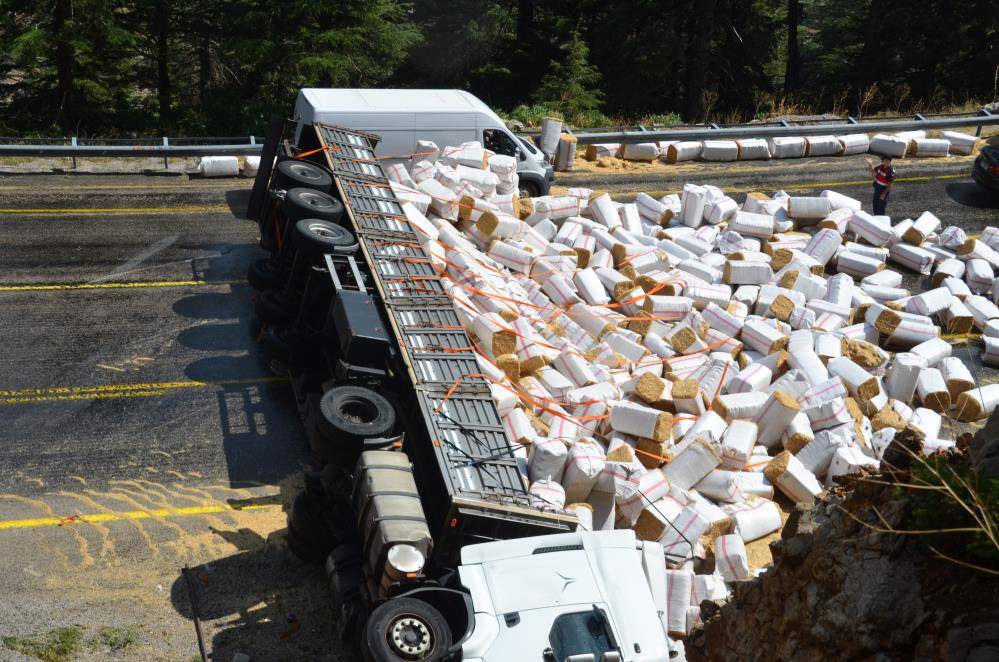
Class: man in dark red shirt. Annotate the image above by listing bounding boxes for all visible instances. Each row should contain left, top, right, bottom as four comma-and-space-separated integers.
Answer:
865, 154, 896, 216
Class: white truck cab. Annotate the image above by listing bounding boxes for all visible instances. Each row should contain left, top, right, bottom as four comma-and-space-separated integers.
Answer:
292, 88, 554, 197
456, 530, 673, 662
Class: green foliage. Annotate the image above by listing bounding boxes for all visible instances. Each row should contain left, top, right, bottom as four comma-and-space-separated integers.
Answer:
2, 626, 84, 662
0, 0, 995, 134
506, 103, 562, 126
533, 32, 605, 121
89, 625, 140, 652
907, 456, 999, 569
642, 113, 683, 127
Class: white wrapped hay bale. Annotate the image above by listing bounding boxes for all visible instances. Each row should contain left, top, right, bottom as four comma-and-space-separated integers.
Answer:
837, 133, 870, 156
714, 534, 750, 582
954, 383, 999, 421
554, 133, 577, 171
727, 497, 782, 542
562, 438, 607, 503
765, 451, 823, 503
911, 138, 950, 157
701, 140, 739, 161
736, 139, 771, 160
539, 117, 563, 159
804, 135, 841, 157
869, 133, 908, 158
242, 156, 261, 178
665, 141, 703, 163
622, 142, 661, 162
199, 156, 240, 177
768, 136, 806, 159
585, 143, 620, 160
941, 131, 978, 156
529, 478, 566, 511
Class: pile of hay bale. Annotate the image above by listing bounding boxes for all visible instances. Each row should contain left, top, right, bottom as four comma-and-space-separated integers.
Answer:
382, 137, 998, 643
562, 127, 981, 169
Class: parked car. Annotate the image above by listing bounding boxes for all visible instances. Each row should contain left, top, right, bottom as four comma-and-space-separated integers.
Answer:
972, 144, 999, 193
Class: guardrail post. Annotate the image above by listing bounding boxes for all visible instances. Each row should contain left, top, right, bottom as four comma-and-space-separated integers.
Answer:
71, 137, 77, 169
163, 137, 169, 170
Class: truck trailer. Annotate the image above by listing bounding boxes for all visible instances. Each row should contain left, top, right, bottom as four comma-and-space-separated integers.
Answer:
245, 120, 675, 661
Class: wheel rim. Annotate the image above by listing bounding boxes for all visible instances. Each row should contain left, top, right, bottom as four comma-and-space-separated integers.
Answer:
387, 615, 432, 659
309, 222, 340, 239
338, 396, 378, 425
290, 163, 322, 180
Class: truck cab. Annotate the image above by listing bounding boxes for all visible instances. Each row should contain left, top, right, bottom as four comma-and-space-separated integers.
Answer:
457, 530, 672, 662
292, 88, 554, 197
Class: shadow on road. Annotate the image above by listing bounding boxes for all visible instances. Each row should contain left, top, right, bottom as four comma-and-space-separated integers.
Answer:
168, 479, 348, 661
225, 188, 253, 220
945, 182, 999, 210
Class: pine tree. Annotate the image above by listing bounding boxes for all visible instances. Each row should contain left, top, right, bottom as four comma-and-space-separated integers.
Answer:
532, 31, 604, 123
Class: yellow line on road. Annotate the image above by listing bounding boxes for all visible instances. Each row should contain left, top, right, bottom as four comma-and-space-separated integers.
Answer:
0, 376, 288, 405
0, 206, 230, 215
0, 279, 242, 292
0, 502, 278, 531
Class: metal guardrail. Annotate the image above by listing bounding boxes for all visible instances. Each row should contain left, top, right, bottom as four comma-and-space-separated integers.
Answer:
0, 108, 995, 157
567, 110, 998, 144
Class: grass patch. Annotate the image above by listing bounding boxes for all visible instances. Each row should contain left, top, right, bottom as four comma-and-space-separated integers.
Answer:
2, 626, 84, 662
88, 625, 140, 653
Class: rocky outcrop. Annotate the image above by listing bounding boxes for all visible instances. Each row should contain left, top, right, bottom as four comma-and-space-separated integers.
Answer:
687, 425, 999, 662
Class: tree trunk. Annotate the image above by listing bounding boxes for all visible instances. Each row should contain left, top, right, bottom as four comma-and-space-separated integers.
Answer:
198, 37, 210, 109
784, 0, 801, 94
156, 0, 171, 130
53, 0, 74, 132
683, 0, 716, 122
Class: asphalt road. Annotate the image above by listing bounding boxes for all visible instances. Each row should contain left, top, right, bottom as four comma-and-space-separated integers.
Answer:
0, 154, 994, 660
0, 173, 348, 661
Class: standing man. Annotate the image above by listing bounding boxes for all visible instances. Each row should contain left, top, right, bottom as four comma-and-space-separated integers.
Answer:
865, 154, 896, 216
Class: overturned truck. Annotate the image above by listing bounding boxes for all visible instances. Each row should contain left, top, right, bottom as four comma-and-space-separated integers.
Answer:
245, 121, 674, 662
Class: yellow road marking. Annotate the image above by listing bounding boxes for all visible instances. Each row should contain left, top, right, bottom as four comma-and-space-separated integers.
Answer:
0, 183, 252, 192
0, 205, 230, 215
0, 502, 278, 531
0, 376, 288, 405
0, 279, 241, 292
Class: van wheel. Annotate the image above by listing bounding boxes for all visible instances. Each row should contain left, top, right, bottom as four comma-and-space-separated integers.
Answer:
283, 188, 345, 224
272, 159, 333, 193
518, 181, 541, 198
362, 598, 451, 662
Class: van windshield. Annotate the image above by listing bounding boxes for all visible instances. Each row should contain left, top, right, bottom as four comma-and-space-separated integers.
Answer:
483, 129, 519, 157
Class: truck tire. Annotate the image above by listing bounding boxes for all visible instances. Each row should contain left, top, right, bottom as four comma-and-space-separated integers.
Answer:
286, 491, 339, 563
255, 289, 296, 324
362, 598, 452, 662
247, 258, 289, 291
272, 159, 333, 193
293, 219, 359, 259
286, 524, 328, 566
316, 386, 396, 460
283, 188, 345, 224
263, 324, 295, 363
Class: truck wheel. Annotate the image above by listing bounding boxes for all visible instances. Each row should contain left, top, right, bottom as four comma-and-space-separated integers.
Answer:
283, 188, 345, 224
264, 324, 295, 363
293, 219, 359, 258
255, 289, 296, 324
272, 159, 333, 193
317, 386, 396, 457
286, 524, 328, 566
287, 491, 339, 560
362, 598, 452, 662
247, 258, 289, 291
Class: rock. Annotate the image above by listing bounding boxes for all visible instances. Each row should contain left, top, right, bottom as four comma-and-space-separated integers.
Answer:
969, 410, 999, 478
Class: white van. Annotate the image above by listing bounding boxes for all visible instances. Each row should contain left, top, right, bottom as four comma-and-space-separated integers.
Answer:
292, 88, 554, 196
